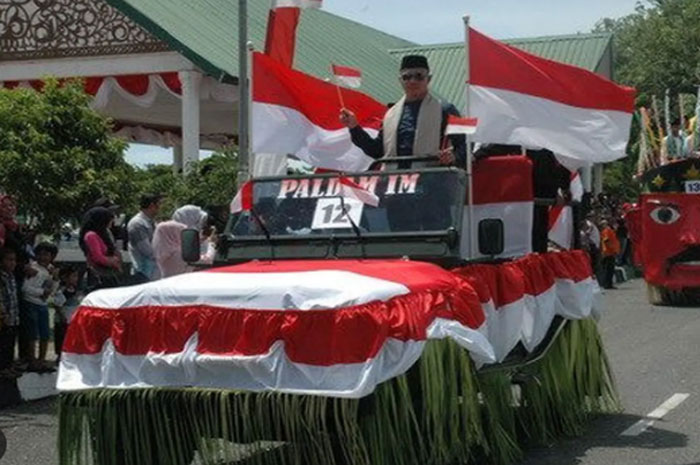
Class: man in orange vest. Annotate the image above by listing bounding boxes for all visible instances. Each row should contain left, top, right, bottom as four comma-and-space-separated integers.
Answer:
600, 219, 621, 289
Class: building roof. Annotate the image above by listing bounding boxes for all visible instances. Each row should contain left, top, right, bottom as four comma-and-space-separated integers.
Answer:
105, 0, 613, 108
105, 0, 414, 103
390, 33, 614, 110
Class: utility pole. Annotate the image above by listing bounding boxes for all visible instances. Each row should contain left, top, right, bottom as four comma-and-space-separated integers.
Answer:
237, 0, 250, 184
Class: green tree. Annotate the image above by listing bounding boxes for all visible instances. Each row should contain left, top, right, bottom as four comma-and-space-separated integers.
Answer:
134, 149, 239, 222
595, 0, 700, 104
0, 80, 138, 233
594, 0, 700, 199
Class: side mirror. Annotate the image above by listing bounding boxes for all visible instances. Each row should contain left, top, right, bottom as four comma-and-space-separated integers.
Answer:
478, 219, 504, 256
181, 228, 201, 263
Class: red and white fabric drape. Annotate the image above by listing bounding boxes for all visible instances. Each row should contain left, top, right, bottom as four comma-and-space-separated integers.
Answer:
1, 73, 237, 109
58, 251, 601, 397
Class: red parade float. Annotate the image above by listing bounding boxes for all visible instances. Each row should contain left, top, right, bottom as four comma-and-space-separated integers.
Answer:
627, 158, 700, 305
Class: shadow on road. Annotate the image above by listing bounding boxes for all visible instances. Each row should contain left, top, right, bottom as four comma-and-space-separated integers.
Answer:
519, 412, 688, 465
0, 397, 57, 430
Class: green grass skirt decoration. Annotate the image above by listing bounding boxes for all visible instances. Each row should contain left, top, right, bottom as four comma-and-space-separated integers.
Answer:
58, 319, 619, 465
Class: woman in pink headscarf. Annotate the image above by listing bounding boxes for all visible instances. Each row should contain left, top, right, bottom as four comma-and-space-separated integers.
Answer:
152, 205, 217, 278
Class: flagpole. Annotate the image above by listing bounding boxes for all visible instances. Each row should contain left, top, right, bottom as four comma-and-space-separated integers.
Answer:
679, 93, 686, 133
238, 0, 250, 184
694, 85, 700, 154
247, 41, 255, 177
664, 88, 673, 163
463, 14, 476, 259
331, 66, 347, 109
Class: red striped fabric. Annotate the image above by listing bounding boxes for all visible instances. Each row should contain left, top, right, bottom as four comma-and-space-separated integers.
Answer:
63, 282, 483, 365
3, 73, 182, 96
454, 249, 593, 308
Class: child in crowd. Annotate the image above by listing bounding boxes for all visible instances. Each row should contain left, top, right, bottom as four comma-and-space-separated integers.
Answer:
0, 247, 20, 378
53, 266, 83, 360
21, 242, 58, 372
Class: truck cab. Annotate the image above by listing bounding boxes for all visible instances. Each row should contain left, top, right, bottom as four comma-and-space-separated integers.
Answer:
185, 163, 507, 268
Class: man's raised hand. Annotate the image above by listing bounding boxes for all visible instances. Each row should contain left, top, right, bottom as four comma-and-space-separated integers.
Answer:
339, 108, 359, 129
438, 146, 456, 166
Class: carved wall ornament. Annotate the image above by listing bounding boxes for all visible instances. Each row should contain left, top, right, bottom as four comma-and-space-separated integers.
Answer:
0, 0, 171, 60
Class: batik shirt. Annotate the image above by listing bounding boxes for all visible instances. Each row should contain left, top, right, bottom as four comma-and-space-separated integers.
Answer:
0, 270, 19, 326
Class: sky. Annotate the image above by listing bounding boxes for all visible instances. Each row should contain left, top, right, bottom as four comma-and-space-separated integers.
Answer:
126, 0, 641, 167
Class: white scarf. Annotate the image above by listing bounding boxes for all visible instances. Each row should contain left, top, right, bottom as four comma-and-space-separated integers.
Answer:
382, 93, 442, 158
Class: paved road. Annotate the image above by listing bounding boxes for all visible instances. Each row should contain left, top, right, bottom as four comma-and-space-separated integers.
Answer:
519, 278, 700, 465
1, 278, 699, 465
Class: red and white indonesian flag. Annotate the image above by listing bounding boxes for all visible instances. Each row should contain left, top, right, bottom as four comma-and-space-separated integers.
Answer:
230, 180, 254, 214
469, 28, 636, 163
465, 156, 534, 259
332, 64, 363, 89
445, 116, 478, 136
548, 172, 584, 249
58, 260, 493, 397
253, 52, 385, 172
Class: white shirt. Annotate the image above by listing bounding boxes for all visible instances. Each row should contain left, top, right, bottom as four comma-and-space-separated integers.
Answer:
585, 221, 601, 249
22, 262, 55, 306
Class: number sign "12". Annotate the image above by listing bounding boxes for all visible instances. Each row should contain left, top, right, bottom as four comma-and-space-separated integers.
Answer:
311, 198, 364, 230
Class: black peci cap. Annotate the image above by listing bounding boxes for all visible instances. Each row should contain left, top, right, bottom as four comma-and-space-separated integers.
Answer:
400, 55, 429, 71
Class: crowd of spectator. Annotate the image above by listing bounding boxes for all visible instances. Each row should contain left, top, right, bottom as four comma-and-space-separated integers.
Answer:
0, 184, 642, 379
0, 194, 218, 379
580, 192, 633, 290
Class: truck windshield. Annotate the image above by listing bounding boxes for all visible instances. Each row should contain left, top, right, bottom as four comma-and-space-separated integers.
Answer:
228, 168, 466, 238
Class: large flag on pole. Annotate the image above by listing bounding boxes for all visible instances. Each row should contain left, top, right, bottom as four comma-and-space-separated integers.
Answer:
264, 0, 322, 67
252, 52, 385, 172
468, 28, 636, 164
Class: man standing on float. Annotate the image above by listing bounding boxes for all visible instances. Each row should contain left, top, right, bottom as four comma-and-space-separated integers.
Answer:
339, 55, 466, 231
339, 55, 466, 167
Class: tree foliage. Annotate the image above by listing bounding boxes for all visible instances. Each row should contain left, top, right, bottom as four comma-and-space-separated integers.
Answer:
594, 0, 700, 199
0, 80, 138, 233
0, 80, 240, 234
595, 0, 700, 104
134, 150, 239, 224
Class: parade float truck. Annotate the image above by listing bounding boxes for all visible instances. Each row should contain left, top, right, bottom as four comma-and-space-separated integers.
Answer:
627, 158, 700, 305
57, 157, 617, 465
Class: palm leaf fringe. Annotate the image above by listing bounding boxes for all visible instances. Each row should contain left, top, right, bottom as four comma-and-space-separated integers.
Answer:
58, 319, 619, 465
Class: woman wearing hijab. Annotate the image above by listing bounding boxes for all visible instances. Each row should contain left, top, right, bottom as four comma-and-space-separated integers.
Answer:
79, 207, 122, 290
153, 205, 217, 278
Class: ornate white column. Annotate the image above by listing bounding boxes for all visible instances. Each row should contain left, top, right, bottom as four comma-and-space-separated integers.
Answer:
179, 70, 202, 174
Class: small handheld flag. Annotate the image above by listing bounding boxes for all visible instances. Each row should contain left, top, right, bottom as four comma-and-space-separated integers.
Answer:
445, 116, 479, 136
230, 181, 254, 214
331, 64, 363, 89
339, 177, 379, 207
